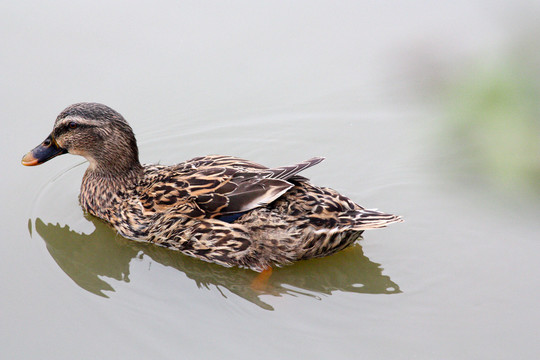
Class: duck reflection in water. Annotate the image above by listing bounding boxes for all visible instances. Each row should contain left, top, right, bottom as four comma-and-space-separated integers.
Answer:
33, 216, 400, 310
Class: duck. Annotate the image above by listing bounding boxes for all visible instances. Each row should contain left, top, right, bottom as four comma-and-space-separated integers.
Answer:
22, 102, 402, 272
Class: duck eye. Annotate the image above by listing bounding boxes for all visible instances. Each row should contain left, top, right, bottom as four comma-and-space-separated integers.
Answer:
43, 138, 51, 146
69, 121, 78, 129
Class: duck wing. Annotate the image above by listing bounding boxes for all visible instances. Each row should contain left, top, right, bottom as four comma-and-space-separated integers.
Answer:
193, 157, 324, 216
141, 157, 324, 218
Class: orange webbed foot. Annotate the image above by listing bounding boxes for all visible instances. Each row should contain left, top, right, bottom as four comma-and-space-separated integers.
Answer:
250, 267, 273, 291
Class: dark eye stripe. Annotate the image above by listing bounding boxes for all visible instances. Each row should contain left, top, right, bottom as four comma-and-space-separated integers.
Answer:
53, 122, 96, 137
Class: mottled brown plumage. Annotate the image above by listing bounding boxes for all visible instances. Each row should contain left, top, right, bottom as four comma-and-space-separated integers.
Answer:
22, 103, 402, 271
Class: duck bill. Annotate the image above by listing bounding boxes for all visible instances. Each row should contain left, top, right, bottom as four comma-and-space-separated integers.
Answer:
21, 135, 67, 166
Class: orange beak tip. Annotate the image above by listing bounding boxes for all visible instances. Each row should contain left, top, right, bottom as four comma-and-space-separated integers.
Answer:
21, 152, 39, 166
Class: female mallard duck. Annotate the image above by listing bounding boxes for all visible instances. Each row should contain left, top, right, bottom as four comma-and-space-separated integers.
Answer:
22, 103, 401, 272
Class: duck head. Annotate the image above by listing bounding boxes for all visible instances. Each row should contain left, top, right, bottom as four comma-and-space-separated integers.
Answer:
22, 103, 142, 174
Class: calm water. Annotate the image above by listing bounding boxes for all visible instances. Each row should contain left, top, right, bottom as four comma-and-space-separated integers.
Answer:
2, 1, 540, 359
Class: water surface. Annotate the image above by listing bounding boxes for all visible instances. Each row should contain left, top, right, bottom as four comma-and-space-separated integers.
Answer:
2, 1, 539, 359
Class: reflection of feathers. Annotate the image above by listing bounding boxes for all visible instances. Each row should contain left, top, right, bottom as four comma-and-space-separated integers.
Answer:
34, 218, 401, 310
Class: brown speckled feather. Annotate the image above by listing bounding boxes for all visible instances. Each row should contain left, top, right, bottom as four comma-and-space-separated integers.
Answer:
23, 103, 402, 272
139, 156, 324, 217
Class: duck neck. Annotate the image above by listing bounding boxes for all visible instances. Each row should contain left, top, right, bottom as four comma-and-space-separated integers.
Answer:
87, 159, 144, 181
80, 161, 144, 220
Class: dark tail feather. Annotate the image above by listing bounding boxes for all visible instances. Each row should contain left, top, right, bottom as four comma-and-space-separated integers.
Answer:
349, 209, 403, 230
269, 157, 325, 180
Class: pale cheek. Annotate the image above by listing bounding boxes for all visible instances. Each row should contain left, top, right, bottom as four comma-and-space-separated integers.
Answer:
68, 148, 85, 156
68, 148, 98, 169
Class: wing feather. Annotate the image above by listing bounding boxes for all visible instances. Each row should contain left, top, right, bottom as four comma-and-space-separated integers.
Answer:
143, 156, 325, 218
